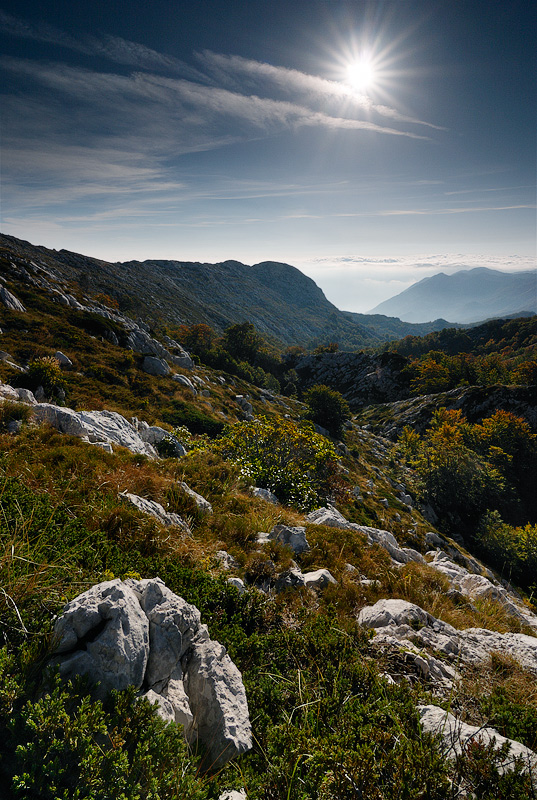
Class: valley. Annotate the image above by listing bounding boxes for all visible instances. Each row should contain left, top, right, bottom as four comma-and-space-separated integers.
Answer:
0, 236, 536, 799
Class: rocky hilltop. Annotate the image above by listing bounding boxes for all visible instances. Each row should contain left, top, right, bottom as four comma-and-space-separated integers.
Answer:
0, 232, 459, 349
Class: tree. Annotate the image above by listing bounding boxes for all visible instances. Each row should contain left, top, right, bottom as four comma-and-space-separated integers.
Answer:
303, 384, 350, 438
222, 322, 262, 362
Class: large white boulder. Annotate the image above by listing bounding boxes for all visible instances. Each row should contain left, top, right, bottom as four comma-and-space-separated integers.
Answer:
53, 578, 252, 770
53, 580, 150, 696
32, 404, 158, 457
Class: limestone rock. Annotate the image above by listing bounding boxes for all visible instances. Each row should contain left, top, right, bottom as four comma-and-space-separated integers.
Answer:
138, 424, 187, 457
306, 505, 350, 529
16, 387, 37, 405
32, 404, 158, 457
216, 550, 240, 571
179, 481, 213, 515
419, 704, 537, 780
268, 524, 310, 554
359, 598, 537, 677
54, 351, 73, 367
275, 568, 306, 592
140, 689, 176, 724
252, 487, 280, 505
183, 633, 253, 770
53, 579, 150, 696
304, 569, 337, 590
0, 382, 20, 402
0, 286, 25, 312
358, 599, 430, 630
53, 578, 252, 769
120, 492, 190, 532
172, 374, 197, 394
142, 356, 170, 377
227, 577, 246, 595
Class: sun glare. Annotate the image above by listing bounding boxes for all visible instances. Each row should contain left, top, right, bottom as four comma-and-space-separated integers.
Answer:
346, 58, 375, 92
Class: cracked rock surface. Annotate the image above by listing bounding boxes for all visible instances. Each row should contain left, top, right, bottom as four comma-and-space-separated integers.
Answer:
53, 578, 252, 770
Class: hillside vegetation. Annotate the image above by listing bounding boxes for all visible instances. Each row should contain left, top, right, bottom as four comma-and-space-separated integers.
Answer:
0, 242, 536, 798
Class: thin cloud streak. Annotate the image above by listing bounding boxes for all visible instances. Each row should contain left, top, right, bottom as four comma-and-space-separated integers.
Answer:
197, 50, 445, 130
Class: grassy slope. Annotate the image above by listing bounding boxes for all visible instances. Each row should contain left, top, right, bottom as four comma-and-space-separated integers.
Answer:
0, 267, 536, 798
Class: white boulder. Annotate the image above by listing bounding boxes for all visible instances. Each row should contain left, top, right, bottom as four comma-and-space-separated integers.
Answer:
268, 524, 310, 555
53, 578, 252, 770
120, 492, 190, 532
142, 356, 171, 377
32, 404, 158, 457
0, 286, 25, 312
304, 569, 337, 590
419, 704, 537, 780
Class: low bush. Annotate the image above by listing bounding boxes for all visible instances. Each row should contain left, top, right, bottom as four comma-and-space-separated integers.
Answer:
213, 416, 343, 510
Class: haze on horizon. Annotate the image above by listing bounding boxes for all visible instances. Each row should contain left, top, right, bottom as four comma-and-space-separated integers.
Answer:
0, 0, 535, 312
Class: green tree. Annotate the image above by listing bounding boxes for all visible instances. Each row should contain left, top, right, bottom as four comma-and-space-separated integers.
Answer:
222, 322, 262, 361
303, 384, 350, 438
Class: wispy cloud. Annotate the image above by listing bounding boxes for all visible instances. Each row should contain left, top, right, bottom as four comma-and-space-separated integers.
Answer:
196, 50, 445, 130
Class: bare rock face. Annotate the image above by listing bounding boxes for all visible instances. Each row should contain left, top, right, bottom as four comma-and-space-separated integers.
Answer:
419, 704, 537, 783
52, 578, 252, 770
0, 285, 26, 312
53, 580, 150, 695
32, 404, 158, 457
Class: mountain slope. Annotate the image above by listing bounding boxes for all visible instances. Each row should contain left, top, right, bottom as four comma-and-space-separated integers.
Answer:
369, 267, 537, 323
0, 233, 459, 348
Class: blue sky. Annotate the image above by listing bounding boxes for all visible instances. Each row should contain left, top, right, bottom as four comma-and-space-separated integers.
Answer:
0, 0, 535, 311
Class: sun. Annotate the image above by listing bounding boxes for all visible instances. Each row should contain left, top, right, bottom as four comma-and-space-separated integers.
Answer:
346, 57, 376, 92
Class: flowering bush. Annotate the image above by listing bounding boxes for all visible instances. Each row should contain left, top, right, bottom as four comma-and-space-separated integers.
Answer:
213, 416, 342, 510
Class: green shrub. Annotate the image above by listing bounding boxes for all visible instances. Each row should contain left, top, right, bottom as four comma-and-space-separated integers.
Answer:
26, 356, 66, 396
476, 511, 537, 590
1, 673, 208, 800
303, 384, 350, 438
213, 416, 342, 510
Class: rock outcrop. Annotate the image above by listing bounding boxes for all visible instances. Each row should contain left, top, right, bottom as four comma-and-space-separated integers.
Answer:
32, 404, 158, 457
419, 704, 537, 782
359, 598, 537, 678
52, 578, 252, 770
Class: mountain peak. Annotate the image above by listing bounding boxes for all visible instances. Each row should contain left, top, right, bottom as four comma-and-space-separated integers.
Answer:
369, 268, 536, 324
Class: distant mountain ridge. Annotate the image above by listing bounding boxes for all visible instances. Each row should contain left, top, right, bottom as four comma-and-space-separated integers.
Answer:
369, 267, 537, 323
0, 233, 462, 348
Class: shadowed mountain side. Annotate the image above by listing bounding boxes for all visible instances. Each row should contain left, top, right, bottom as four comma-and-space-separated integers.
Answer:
369, 268, 537, 324
0, 233, 461, 348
